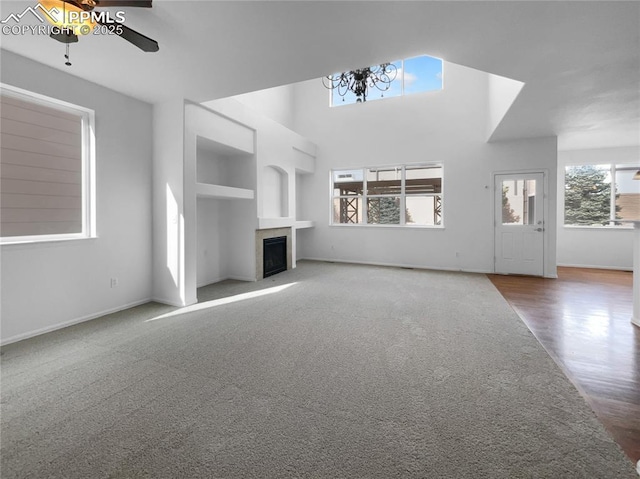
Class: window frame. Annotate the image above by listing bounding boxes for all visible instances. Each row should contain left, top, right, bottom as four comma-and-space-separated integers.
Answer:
330, 162, 444, 228
563, 163, 640, 229
0, 83, 96, 245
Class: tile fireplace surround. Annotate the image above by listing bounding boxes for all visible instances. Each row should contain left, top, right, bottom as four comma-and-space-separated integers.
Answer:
255, 227, 292, 280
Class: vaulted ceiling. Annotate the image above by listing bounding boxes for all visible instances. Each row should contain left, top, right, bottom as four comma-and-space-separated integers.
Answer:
1, 1, 638, 149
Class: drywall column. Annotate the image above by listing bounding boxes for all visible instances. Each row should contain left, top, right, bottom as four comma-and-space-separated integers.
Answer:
152, 98, 189, 306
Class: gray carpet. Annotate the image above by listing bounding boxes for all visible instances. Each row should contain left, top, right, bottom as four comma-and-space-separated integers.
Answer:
1, 261, 636, 478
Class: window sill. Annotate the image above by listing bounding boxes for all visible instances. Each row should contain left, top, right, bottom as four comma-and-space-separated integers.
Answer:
1, 236, 98, 247
563, 225, 634, 231
330, 224, 444, 229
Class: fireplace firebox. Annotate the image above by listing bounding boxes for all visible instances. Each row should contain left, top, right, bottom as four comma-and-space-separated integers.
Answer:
263, 236, 287, 277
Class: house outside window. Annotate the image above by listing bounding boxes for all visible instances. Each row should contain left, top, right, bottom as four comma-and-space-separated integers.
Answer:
0, 84, 96, 243
331, 164, 443, 227
564, 164, 640, 227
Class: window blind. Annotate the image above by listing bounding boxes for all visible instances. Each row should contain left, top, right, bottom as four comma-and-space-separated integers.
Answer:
1, 93, 83, 237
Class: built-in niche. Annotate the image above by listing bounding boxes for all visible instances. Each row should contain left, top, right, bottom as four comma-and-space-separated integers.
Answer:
196, 136, 254, 194
195, 135, 256, 287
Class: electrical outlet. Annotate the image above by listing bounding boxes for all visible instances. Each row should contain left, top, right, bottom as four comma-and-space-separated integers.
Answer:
110, 278, 118, 288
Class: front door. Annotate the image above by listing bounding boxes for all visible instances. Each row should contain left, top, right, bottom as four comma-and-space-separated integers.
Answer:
494, 173, 545, 276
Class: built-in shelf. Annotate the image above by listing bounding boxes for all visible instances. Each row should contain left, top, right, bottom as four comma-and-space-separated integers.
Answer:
294, 221, 315, 230
257, 219, 316, 230
258, 217, 295, 230
196, 183, 254, 200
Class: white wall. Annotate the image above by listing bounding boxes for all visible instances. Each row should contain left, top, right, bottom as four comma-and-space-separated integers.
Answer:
196, 197, 223, 286
296, 172, 308, 220
233, 84, 295, 131
487, 73, 524, 140
557, 146, 638, 269
221, 199, 257, 281
262, 166, 287, 218
292, 61, 558, 276
1, 51, 153, 343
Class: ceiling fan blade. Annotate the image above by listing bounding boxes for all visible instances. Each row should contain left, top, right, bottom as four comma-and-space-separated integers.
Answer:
97, 19, 159, 52
94, 0, 152, 7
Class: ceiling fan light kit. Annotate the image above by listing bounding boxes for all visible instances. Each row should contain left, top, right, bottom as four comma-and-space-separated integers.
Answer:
40, 0, 159, 66
40, 0, 96, 36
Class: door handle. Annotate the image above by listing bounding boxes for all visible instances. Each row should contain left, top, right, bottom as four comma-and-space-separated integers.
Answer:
535, 228, 544, 232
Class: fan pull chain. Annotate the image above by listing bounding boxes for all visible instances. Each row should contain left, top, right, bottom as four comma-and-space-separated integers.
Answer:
63, 0, 71, 67
65, 44, 71, 67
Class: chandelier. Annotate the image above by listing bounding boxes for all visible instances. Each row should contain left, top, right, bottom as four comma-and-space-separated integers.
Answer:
323, 63, 398, 103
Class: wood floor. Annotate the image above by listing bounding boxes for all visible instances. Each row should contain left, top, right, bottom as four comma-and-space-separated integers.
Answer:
488, 267, 640, 464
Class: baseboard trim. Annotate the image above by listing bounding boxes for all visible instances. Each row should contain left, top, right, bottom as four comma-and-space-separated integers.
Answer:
227, 275, 257, 282
1, 298, 151, 346
197, 275, 256, 289
557, 263, 633, 272
300, 257, 492, 275
197, 276, 226, 288
150, 296, 186, 307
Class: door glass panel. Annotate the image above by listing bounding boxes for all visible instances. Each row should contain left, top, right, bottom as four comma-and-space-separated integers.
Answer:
501, 179, 536, 225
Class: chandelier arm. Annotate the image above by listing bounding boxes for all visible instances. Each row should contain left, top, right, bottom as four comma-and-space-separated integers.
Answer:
336, 76, 351, 98
371, 74, 392, 91
385, 63, 398, 80
323, 74, 344, 90
322, 76, 334, 89
322, 63, 397, 101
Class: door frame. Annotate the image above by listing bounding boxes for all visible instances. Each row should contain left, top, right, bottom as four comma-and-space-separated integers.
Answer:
492, 169, 551, 277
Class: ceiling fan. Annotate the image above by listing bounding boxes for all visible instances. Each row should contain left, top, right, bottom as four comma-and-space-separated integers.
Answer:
42, 0, 159, 54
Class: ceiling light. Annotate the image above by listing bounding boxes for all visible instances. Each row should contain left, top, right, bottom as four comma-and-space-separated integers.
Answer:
40, 0, 96, 36
323, 63, 398, 103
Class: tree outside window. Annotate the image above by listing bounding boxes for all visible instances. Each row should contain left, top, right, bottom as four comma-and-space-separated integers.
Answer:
564, 164, 639, 226
502, 185, 520, 224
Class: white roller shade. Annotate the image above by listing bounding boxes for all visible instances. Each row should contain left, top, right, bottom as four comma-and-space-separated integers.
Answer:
1, 92, 84, 237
